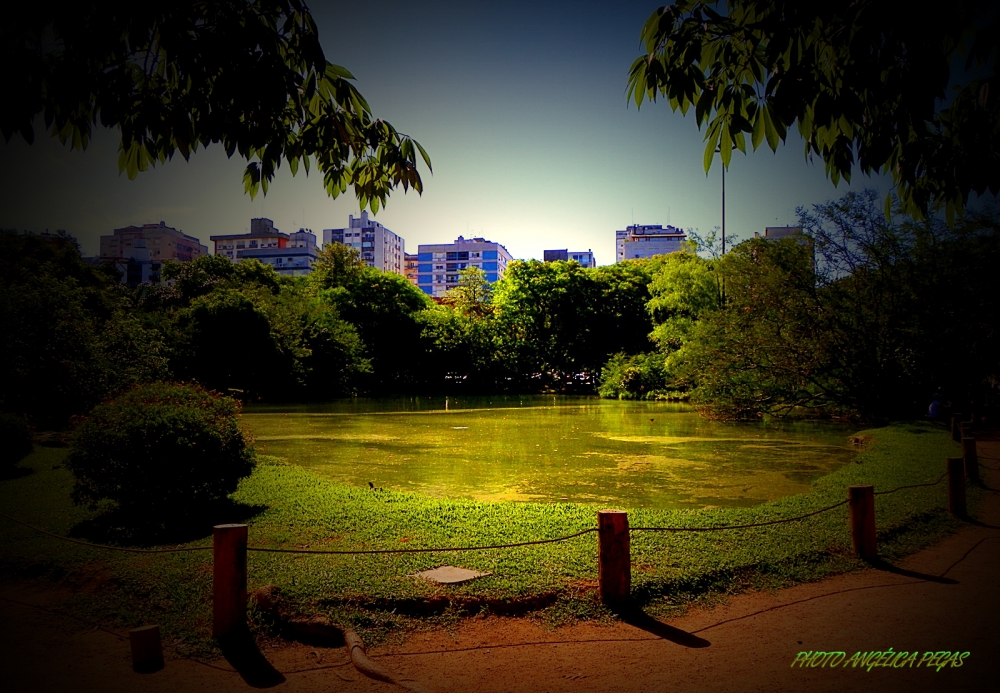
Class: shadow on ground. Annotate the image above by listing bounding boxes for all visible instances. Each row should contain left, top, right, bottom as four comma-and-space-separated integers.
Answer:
613, 604, 711, 648
218, 630, 286, 688
68, 499, 267, 547
0, 466, 34, 481
863, 557, 958, 584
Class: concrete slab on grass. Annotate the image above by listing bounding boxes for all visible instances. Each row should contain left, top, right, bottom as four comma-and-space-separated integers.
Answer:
413, 566, 491, 584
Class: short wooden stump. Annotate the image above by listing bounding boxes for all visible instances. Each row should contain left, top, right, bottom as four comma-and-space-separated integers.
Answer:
129, 624, 164, 673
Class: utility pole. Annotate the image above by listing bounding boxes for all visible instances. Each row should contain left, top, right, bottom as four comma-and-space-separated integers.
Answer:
721, 164, 726, 255
715, 144, 733, 256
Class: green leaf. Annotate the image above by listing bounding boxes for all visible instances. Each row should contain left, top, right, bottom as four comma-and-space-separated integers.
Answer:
704, 128, 721, 173
751, 106, 765, 150
763, 106, 779, 151
413, 139, 433, 172
326, 63, 355, 80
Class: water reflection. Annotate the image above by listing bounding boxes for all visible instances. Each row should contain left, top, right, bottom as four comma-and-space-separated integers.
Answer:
243, 397, 857, 510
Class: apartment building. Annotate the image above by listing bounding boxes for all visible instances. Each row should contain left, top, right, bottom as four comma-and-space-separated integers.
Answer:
416, 235, 513, 298
404, 252, 420, 286
543, 249, 596, 267
615, 224, 687, 262
323, 211, 404, 275
210, 218, 319, 276
100, 221, 207, 264
99, 221, 208, 286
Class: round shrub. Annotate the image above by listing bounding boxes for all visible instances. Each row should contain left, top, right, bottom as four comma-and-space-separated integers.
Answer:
0, 413, 33, 469
67, 382, 256, 512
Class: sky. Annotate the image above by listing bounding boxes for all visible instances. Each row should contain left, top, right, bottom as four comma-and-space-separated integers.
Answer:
0, 0, 901, 265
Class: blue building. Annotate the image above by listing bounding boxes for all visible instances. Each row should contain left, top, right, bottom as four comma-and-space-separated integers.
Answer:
416, 235, 513, 298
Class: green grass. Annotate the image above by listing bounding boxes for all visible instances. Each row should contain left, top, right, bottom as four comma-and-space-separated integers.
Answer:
0, 421, 981, 657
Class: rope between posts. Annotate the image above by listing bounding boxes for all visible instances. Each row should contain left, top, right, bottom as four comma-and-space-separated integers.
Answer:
873, 471, 948, 495
979, 461, 1000, 471
630, 499, 849, 532
0, 511, 212, 554
246, 528, 599, 555
0, 471, 951, 555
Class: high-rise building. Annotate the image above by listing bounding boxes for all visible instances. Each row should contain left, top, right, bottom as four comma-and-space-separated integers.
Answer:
323, 211, 404, 275
615, 224, 687, 262
543, 249, 596, 268
99, 221, 208, 286
100, 221, 208, 264
416, 236, 513, 298
210, 218, 319, 276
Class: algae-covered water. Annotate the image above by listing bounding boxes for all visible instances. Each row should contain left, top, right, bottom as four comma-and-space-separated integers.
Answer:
242, 396, 857, 510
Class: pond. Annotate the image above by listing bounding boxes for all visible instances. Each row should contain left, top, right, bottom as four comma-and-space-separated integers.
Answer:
243, 396, 858, 511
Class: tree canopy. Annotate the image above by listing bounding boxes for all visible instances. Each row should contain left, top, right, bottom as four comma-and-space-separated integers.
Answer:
627, 1, 999, 220
2, 1, 431, 212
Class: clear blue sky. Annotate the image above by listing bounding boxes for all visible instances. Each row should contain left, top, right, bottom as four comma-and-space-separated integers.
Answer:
0, 0, 897, 264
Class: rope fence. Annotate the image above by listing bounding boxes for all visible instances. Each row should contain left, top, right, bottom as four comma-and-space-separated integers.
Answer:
0, 469, 950, 557
0, 432, 991, 658
246, 528, 598, 555
630, 500, 849, 533
873, 471, 949, 496
0, 511, 212, 554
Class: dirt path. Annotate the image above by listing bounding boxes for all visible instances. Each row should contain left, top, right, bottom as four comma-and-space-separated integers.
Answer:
4, 436, 999, 693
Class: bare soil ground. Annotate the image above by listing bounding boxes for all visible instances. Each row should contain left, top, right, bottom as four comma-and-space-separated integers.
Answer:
4, 436, 999, 693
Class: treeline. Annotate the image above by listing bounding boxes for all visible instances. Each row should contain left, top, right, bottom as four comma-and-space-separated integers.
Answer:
601, 191, 1000, 422
0, 230, 664, 427
2, 190, 997, 427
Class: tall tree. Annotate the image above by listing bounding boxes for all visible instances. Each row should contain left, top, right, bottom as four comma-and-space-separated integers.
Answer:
2, 1, 431, 211
448, 266, 494, 318
627, 1, 999, 220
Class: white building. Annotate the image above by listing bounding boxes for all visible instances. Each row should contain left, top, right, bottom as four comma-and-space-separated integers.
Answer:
323, 211, 405, 275
616, 224, 687, 262
238, 228, 319, 276
210, 219, 320, 277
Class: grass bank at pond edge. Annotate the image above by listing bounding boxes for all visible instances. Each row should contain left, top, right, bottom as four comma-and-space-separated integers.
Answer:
0, 421, 979, 657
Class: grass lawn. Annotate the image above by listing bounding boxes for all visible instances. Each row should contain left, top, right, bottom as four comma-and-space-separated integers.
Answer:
0, 421, 980, 657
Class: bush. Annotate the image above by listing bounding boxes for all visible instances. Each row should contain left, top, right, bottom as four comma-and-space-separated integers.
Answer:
599, 352, 675, 400
0, 413, 33, 469
67, 382, 256, 512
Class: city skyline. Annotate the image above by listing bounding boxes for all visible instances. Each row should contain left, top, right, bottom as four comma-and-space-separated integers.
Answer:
0, 1, 916, 264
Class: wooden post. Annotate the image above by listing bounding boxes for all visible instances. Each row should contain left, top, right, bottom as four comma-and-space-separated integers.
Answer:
963, 437, 980, 484
848, 485, 877, 560
128, 625, 164, 673
597, 510, 630, 606
213, 523, 248, 638
951, 415, 963, 442
947, 457, 967, 518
